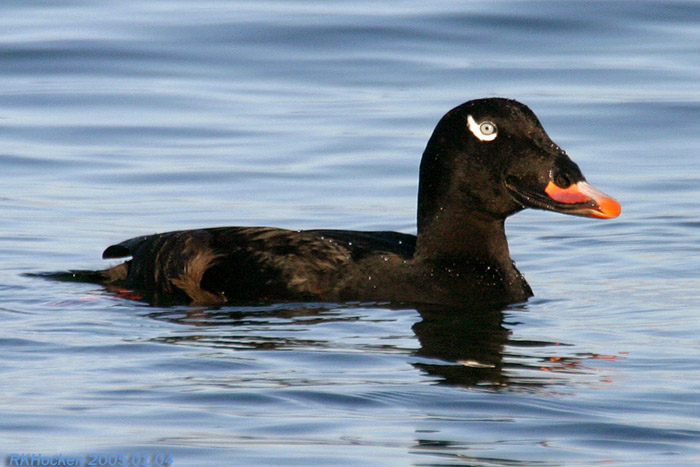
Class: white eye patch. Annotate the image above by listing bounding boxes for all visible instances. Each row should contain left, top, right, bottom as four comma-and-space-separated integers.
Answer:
467, 115, 498, 142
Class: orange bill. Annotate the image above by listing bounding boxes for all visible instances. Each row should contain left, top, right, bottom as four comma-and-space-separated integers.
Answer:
545, 181, 621, 219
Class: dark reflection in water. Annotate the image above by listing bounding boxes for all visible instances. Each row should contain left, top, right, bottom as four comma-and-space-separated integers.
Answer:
412, 305, 518, 388
414, 305, 581, 389
145, 302, 577, 390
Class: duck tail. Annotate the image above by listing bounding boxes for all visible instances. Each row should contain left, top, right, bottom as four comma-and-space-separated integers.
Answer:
26, 263, 128, 285
27, 269, 108, 284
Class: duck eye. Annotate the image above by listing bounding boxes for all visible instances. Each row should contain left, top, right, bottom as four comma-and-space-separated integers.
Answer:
467, 115, 498, 142
479, 122, 497, 135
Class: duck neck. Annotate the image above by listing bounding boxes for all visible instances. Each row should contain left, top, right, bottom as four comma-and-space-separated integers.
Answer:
415, 210, 514, 272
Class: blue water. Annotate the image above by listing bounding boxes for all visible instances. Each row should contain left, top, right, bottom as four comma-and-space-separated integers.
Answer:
2, 1, 700, 465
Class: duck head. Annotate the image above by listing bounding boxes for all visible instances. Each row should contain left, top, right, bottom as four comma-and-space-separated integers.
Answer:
417, 98, 620, 231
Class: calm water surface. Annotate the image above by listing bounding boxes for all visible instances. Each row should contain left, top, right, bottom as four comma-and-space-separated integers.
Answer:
2, 1, 700, 466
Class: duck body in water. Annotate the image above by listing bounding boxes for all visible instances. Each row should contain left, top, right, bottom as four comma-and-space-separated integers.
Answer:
63, 98, 620, 307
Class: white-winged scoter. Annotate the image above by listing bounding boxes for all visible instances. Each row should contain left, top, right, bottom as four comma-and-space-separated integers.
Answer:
66, 98, 621, 306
